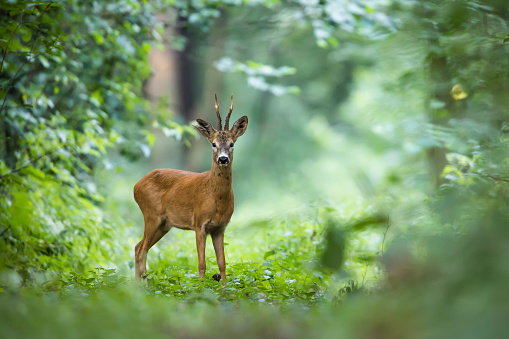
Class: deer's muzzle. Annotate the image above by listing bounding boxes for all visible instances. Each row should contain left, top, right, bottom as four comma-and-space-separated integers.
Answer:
218, 156, 229, 165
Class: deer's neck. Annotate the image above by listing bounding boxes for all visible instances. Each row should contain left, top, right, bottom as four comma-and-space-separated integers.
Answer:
209, 161, 232, 197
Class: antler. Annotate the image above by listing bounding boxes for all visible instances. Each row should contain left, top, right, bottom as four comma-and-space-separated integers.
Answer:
224, 94, 233, 130
214, 94, 222, 130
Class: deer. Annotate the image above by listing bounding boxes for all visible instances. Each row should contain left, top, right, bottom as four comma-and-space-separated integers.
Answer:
133, 94, 248, 285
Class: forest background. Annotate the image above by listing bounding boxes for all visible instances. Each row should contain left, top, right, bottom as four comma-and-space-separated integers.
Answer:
1, 0, 509, 338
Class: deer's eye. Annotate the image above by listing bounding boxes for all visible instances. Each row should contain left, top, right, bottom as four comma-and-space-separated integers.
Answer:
212, 143, 217, 148
230, 143, 234, 148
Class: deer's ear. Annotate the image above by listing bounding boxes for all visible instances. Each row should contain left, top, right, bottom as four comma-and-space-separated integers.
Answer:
194, 119, 215, 138
231, 116, 248, 140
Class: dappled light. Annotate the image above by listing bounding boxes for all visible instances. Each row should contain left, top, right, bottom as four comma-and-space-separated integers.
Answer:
1, 0, 509, 338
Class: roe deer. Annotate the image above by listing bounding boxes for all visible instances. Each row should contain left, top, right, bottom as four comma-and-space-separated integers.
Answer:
133, 94, 248, 285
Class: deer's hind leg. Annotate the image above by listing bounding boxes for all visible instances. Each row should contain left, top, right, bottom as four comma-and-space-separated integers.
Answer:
135, 216, 169, 280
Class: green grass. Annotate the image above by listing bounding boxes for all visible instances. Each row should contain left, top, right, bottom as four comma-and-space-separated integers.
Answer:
2, 199, 509, 339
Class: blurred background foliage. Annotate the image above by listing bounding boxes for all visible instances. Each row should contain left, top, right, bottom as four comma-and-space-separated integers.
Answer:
1, 0, 509, 338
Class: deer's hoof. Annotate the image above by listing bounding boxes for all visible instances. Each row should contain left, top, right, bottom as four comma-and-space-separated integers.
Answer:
212, 273, 221, 282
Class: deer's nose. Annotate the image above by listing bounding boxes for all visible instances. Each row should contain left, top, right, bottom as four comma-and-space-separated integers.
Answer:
218, 156, 229, 164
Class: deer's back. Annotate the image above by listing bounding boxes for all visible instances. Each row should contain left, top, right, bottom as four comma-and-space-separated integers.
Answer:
133, 168, 209, 217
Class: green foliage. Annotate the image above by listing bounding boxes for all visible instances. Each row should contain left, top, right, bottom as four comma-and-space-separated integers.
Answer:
214, 57, 300, 96
1, 0, 509, 338
0, 0, 174, 281
135, 206, 381, 305
1, 190, 508, 339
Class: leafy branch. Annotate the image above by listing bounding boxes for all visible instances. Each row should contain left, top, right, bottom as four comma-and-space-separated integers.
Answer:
0, 152, 52, 181
0, 3, 57, 115
486, 174, 509, 183
0, 10, 25, 75
0, 224, 11, 237
0, 48, 58, 115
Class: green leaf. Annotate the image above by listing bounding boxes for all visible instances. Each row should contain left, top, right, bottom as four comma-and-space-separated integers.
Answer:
39, 56, 50, 68
145, 131, 155, 147
21, 27, 32, 43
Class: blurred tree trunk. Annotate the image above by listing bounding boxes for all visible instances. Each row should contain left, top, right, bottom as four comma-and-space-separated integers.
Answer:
426, 48, 451, 189
175, 15, 203, 167
425, 11, 457, 189
424, 1, 509, 188
187, 13, 227, 171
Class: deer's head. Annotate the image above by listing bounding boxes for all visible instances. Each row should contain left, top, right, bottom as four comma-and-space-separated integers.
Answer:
194, 94, 248, 166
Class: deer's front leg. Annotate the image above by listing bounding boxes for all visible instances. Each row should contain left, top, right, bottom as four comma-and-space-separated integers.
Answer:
195, 228, 207, 279
212, 229, 226, 286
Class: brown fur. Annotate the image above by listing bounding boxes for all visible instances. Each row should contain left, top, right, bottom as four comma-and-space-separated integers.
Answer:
133, 107, 248, 285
